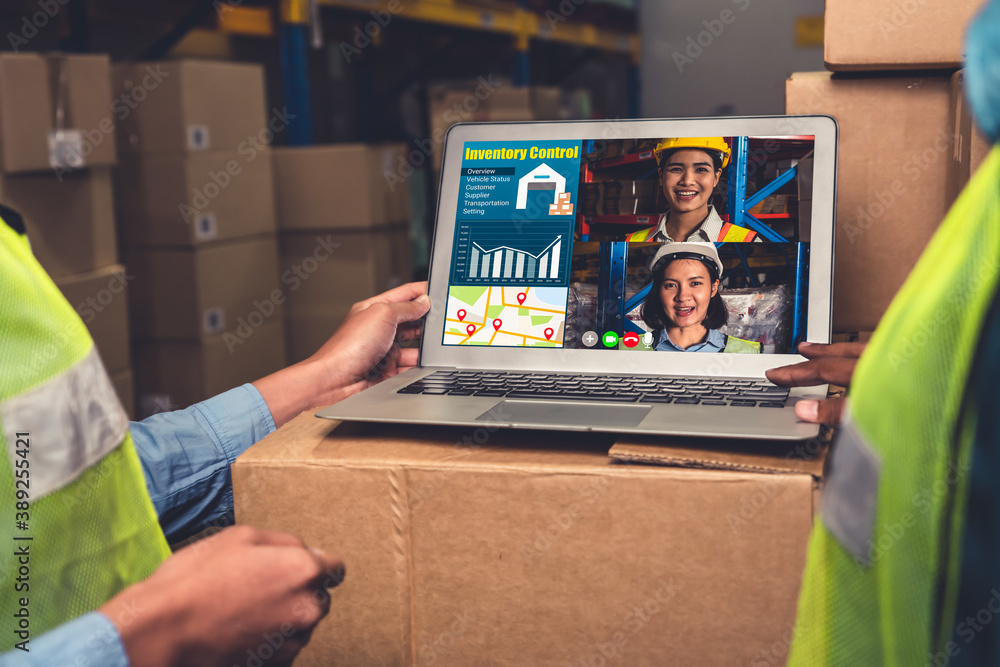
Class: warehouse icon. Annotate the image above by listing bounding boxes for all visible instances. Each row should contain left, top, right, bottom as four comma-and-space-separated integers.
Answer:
516, 163, 567, 210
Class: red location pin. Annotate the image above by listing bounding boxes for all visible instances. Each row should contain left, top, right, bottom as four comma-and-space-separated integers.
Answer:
544, 328, 554, 340
517, 292, 527, 305
466, 324, 476, 336
492, 319, 502, 331
457, 309, 466, 321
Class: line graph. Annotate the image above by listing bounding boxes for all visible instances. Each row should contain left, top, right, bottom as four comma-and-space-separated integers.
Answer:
450, 220, 573, 286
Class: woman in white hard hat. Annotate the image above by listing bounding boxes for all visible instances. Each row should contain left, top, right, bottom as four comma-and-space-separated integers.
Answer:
641, 242, 761, 353
625, 137, 761, 244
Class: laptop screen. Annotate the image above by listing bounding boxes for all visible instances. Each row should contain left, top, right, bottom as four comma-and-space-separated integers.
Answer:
440, 135, 816, 355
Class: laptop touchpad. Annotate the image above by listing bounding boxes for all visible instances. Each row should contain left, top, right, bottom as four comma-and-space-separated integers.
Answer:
480, 400, 651, 428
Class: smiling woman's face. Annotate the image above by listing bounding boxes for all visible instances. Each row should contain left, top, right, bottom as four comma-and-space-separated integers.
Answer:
660, 258, 719, 329
660, 149, 721, 214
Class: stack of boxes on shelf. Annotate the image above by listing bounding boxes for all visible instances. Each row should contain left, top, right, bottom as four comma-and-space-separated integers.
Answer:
427, 80, 563, 174
272, 144, 412, 364
785, 0, 990, 334
113, 59, 286, 414
0, 53, 136, 415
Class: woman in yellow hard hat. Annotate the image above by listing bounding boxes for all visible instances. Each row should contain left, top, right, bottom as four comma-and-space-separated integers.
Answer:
625, 137, 761, 244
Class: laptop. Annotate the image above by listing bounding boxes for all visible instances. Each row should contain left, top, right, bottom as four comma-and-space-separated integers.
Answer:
318, 116, 837, 441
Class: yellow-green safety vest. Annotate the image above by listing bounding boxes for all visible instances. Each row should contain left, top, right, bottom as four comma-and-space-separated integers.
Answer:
0, 214, 170, 644
789, 144, 1000, 664
618, 331, 762, 353
625, 221, 758, 243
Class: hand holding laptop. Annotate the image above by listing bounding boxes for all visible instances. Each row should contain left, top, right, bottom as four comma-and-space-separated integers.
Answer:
765, 341, 867, 424
253, 281, 430, 427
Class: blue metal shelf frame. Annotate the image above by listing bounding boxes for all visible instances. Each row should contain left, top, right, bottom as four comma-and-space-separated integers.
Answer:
597, 242, 628, 339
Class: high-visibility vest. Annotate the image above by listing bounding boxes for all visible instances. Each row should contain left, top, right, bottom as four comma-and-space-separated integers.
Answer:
722, 335, 761, 354
0, 212, 170, 641
788, 145, 1000, 664
625, 221, 758, 243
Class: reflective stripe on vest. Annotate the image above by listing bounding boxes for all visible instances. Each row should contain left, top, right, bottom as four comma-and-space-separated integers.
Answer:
625, 222, 757, 243
718, 222, 757, 243
788, 145, 1000, 665
0, 218, 170, 638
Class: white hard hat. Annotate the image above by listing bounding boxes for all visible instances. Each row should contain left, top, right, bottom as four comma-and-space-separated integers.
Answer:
649, 242, 724, 279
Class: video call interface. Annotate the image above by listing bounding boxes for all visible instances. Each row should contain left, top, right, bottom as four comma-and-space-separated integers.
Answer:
441, 136, 816, 355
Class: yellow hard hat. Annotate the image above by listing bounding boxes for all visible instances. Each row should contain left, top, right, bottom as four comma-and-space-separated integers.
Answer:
653, 137, 731, 169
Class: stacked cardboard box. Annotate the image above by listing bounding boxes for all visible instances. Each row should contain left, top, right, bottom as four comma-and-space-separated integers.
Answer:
113, 60, 287, 413
787, 0, 993, 333
273, 144, 413, 364
427, 81, 562, 173
0, 53, 135, 414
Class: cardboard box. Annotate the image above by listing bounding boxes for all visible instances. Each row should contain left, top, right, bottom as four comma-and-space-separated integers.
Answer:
279, 224, 412, 313
0, 53, 116, 173
428, 83, 563, 171
234, 414, 827, 666
117, 150, 276, 246
1, 167, 116, 279
110, 368, 135, 420
824, 0, 987, 71
797, 151, 814, 242
134, 321, 286, 412
114, 60, 267, 154
126, 236, 282, 340
786, 71, 953, 332
272, 145, 410, 230
55, 264, 131, 375
948, 70, 994, 205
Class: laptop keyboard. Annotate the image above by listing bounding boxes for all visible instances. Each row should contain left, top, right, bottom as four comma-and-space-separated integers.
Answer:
398, 371, 789, 407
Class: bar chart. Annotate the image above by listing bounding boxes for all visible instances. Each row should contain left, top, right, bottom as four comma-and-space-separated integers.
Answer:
450, 220, 573, 286
468, 237, 562, 281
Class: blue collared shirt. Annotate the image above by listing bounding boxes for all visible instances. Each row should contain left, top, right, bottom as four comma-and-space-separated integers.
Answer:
655, 327, 726, 353
0, 383, 276, 667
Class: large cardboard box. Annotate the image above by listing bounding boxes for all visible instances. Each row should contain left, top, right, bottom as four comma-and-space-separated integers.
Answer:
428, 83, 562, 171
117, 150, 276, 246
126, 236, 282, 340
948, 70, 994, 205
114, 60, 267, 154
824, 0, 987, 71
55, 264, 131, 375
1, 167, 116, 279
786, 71, 953, 332
234, 414, 827, 666
279, 224, 412, 309
134, 321, 286, 413
0, 53, 116, 173
272, 145, 410, 230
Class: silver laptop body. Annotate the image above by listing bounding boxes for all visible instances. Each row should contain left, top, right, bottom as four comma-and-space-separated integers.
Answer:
318, 116, 838, 441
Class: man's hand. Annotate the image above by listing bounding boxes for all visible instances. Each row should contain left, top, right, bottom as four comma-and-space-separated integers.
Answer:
253, 282, 430, 427
765, 341, 867, 424
100, 526, 345, 667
